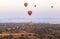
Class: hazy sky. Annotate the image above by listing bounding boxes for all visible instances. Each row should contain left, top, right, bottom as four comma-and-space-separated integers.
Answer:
0, 0, 60, 23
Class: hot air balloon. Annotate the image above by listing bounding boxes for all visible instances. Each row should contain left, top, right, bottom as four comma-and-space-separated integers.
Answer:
34, 5, 36, 7
24, 2, 28, 7
51, 6, 53, 8
50, 3, 54, 8
28, 10, 32, 16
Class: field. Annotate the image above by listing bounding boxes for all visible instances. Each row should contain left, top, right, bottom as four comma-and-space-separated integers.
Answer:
0, 23, 60, 39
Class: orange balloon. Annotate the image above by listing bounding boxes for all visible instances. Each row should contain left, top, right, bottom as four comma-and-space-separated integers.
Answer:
28, 10, 32, 16
24, 2, 28, 7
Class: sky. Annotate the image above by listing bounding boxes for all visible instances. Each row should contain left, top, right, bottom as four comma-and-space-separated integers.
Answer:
0, 0, 60, 23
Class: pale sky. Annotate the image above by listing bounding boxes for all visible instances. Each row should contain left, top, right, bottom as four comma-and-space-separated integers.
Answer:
0, 0, 60, 23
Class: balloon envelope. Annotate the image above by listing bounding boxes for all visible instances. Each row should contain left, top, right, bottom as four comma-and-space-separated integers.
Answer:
34, 5, 36, 7
24, 2, 28, 7
51, 6, 53, 8
28, 10, 32, 16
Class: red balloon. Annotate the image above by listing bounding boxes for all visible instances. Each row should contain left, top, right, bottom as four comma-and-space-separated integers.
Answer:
24, 2, 28, 7
28, 10, 32, 16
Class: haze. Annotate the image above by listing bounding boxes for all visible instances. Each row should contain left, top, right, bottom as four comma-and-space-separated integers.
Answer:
0, 0, 60, 23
